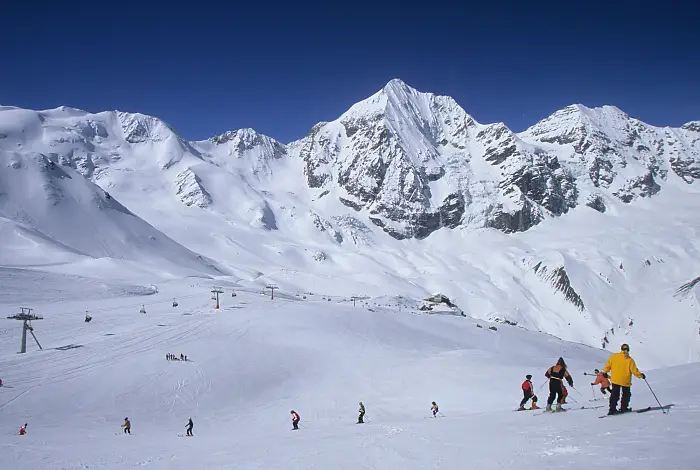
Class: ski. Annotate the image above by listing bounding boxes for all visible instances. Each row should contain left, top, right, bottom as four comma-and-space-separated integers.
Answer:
599, 404, 673, 418
533, 405, 602, 416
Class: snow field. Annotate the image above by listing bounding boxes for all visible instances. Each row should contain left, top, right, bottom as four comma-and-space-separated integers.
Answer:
1, 274, 697, 469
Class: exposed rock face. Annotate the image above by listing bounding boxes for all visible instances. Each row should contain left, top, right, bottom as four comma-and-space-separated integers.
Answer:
585, 193, 606, 213
532, 262, 585, 311
289, 79, 580, 238
520, 105, 700, 203
175, 169, 212, 208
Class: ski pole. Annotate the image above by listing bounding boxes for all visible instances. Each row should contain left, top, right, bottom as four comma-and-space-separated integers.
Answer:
590, 384, 596, 400
644, 378, 666, 414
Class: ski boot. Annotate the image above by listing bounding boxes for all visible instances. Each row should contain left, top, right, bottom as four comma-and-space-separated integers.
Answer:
545, 404, 552, 412
530, 403, 540, 410
518, 406, 526, 411
554, 403, 566, 412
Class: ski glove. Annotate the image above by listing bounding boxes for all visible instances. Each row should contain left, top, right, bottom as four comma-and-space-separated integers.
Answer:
641, 373, 646, 379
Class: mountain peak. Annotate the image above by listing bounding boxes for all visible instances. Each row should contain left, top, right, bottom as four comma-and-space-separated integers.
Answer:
681, 121, 700, 133
382, 78, 415, 94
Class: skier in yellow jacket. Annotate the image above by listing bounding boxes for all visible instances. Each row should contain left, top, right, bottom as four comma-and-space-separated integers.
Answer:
602, 343, 645, 415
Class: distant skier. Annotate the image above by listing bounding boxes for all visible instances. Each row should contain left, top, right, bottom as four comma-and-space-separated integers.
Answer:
186, 418, 194, 436
518, 375, 539, 410
290, 410, 300, 430
602, 344, 645, 415
357, 402, 365, 424
0, 378, 3, 387
430, 401, 439, 417
121, 417, 131, 434
544, 357, 573, 412
180, 354, 184, 361
19, 423, 27, 435
591, 369, 612, 396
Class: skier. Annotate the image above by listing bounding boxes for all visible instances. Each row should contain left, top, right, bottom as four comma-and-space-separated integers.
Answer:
180, 354, 184, 361
602, 343, 645, 415
518, 374, 539, 410
591, 369, 612, 396
0, 378, 3, 387
290, 410, 300, 430
19, 423, 27, 435
544, 357, 573, 412
186, 418, 194, 436
357, 402, 365, 424
121, 417, 131, 434
431, 401, 439, 417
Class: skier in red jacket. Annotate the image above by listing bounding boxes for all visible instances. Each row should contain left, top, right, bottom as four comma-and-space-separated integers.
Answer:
518, 375, 539, 410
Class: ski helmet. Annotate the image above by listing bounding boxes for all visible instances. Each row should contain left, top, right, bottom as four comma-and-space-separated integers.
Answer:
621, 344, 630, 351
526, 374, 532, 379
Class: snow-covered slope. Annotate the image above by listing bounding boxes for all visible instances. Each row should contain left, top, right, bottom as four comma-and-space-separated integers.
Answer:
1, 81, 699, 368
0, 108, 223, 276
0, 278, 696, 470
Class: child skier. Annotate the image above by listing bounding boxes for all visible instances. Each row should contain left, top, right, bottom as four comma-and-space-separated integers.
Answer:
431, 401, 439, 417
19, 423, 27, 435
591, 369, 612, 395
519, 374, 539, 410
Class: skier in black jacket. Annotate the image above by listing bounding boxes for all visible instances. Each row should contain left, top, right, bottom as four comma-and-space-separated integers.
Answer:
186, 418, 194, 436
545, 357, 573, 412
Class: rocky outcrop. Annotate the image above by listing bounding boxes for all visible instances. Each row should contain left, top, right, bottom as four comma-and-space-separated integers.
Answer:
175, 169, 212, 208
585, 193, 606, 213
532, 262, 585, 311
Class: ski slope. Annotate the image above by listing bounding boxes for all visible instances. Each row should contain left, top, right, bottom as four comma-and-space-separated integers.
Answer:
1, 273, 697, 470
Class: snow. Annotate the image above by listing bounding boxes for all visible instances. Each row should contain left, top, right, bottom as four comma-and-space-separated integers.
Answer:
1, 78, 699, 468
1, 273, 697, 469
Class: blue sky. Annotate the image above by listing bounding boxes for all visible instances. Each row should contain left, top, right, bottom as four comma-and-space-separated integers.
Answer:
2, 1, 697, 143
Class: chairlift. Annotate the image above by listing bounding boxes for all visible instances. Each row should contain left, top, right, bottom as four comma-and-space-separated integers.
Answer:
172, 299, 179, 307
140, 305, 147, 314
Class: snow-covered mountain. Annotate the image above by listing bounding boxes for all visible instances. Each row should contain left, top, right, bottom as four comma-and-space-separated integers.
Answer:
0, 106, 224, 276
290, 78, 580, 238
1, 80, 699, 368
519, 104, 700, 210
